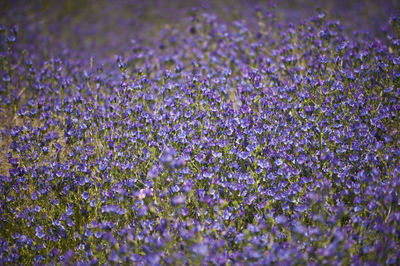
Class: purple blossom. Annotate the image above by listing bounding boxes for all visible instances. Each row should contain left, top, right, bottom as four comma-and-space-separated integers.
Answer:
172, 195, 186, 205
82, 191, 90, 201
35, 226, 45, 239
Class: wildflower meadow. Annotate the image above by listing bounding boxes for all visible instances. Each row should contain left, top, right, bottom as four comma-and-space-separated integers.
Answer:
0, 1, 399, 264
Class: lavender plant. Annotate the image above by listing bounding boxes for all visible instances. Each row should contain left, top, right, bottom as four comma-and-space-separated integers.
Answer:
0, 2, 399, 265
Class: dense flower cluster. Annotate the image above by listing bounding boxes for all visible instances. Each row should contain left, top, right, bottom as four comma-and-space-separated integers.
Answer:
1, 3, 400, 265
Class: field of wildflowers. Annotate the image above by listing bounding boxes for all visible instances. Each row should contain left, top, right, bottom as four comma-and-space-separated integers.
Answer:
1, 0, 400, 264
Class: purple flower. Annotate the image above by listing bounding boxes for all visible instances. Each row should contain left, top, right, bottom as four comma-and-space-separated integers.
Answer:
82, 191, 90, 201
8, 158, 19, 168
66, 208, 74, 216
9, 168, 19, 177
275, 215, 287, 224
109, 251, 119, 262
275, 158, 283, 166
62, 250, 74, 264
349, 154, 359, 162
138, 205, 148, 217
35, 226, 45, 239
192, 243, 209, 257
172, 195, 186, 205
31, 191, 38, 201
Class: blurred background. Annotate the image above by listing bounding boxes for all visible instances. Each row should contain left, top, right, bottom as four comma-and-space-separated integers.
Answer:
1, 0, 399, 59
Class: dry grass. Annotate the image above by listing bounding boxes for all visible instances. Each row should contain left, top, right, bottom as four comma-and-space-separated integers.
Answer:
0, 107, 17, 176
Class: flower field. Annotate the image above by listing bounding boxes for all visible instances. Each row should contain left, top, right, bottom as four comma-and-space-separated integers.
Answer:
1, 1, 399, 264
